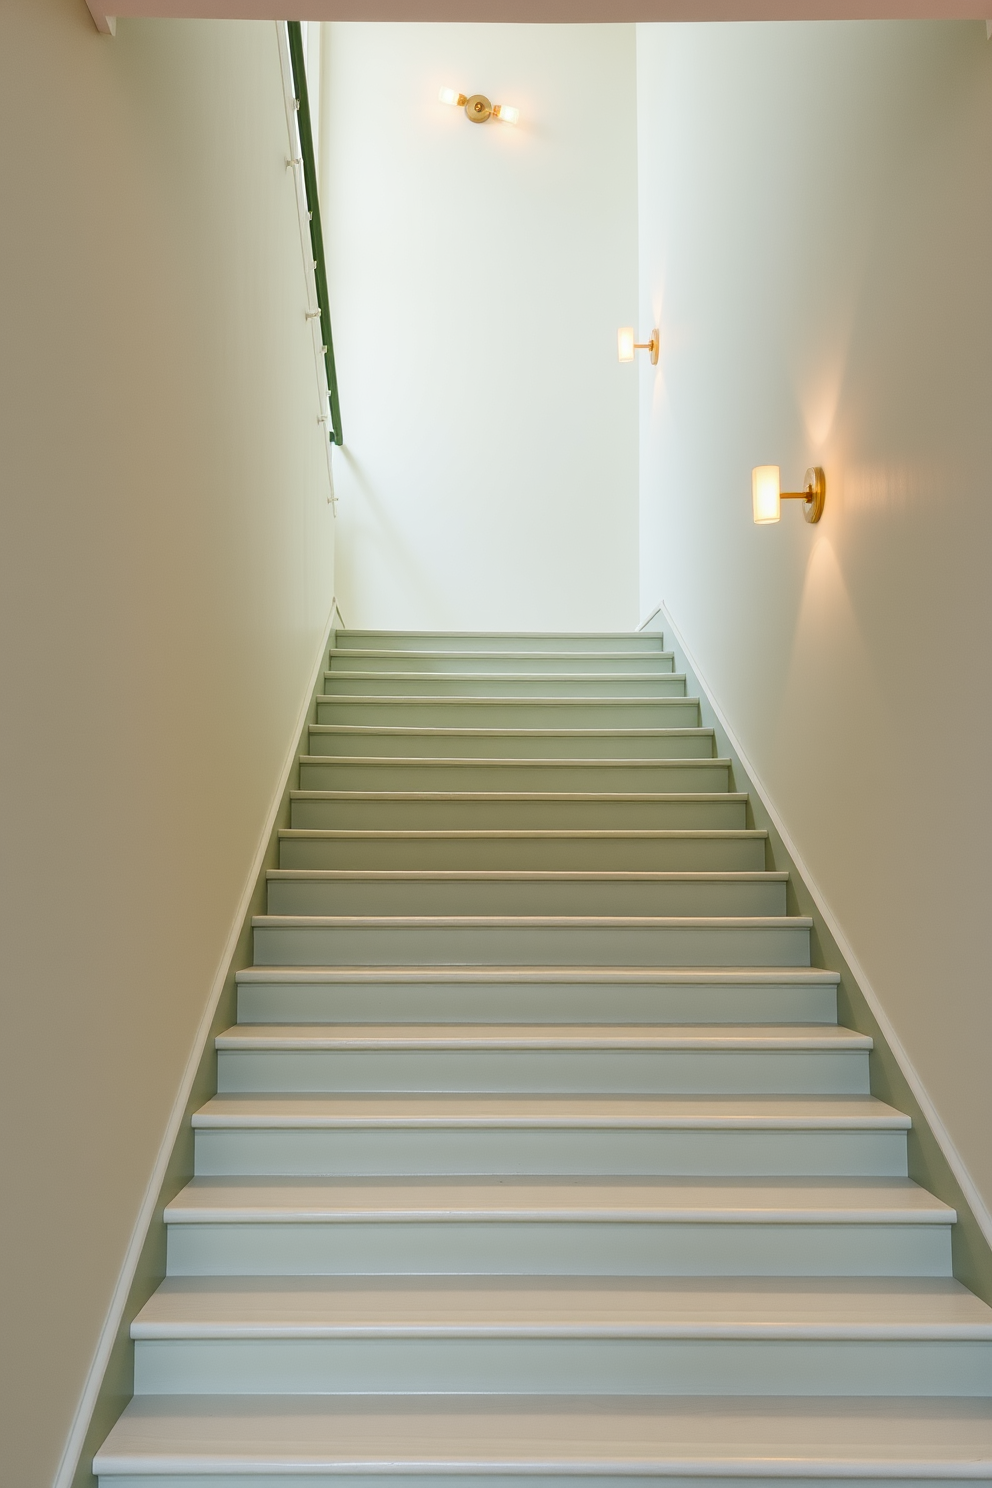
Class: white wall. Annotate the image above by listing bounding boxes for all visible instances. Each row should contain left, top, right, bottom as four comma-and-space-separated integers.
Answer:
323, 22, 640, 630
0, 4, 334, 1482
637, 20, 992, 1221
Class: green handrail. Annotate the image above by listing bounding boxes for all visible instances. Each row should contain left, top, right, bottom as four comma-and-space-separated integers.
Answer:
287, 21, 343, 447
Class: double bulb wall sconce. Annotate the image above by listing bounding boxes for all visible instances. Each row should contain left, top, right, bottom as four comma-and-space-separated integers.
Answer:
439, 87, 520, 125
752, 465, 826, 525
617, 327, 659, 365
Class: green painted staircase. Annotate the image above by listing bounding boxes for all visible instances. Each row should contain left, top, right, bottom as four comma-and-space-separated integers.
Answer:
94, 629, 992, 1484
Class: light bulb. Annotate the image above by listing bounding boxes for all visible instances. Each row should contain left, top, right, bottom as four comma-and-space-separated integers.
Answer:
617, 327, 635, 364
752, 465, 781, 524
495, 104, 520, 125
438, 86, 462, 107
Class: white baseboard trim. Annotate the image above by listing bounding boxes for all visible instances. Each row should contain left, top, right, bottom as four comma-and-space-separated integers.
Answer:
52, 600, 338, 1488
656, 596, 992, 1255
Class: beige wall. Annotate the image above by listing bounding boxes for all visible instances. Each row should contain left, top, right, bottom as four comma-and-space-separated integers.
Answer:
323, 22, 640, 630
636, 20, 992, 1225
0, 4, 335, 1482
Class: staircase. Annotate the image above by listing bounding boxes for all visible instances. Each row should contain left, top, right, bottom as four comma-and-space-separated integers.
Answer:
94, 629, 992, 1484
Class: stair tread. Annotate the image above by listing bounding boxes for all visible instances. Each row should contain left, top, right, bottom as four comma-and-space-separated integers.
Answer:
268, 870, 785, 882
278, 828, 767, 839
191, 1093, 908, 1129
164, 1174, 954, 1224
324, 671, 687, 682
290, 790, 748, 802
300, 754, 732, 765
95, 1393, 992, 1473
318, 696, 697, 707
251, 913, 810, 928
132, 1276, 992, 1338
217, 1023, 866, 1050
310, 725, 711, 735
329, 650, 677, 659
235, 966, 841, 984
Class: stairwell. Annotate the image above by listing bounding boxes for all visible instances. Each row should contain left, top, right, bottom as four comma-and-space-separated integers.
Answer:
94, 629, 992, 1484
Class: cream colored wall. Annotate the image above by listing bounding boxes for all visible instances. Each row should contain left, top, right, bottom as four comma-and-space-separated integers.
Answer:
0, 4, 335, 1482
636, 20, 992, 1224
322, 22, 640, 630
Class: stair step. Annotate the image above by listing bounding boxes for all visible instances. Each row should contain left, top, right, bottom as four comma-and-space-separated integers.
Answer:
276, 829, 767, 872
217, 1023, 867, 1050
214, 1021, 869, 1097
307, 726, 715, 760
128, 1276, 992, 1398
322, 671, 688, 698
250, 914, 812, 968
314, 697, 700, 730
298, 757, 733, 790
264, 870, 788, 918
93, 1393, 992, 1483
289, 790, 750, 831
163, 1175, 955, 1278
133, 1274, 992, 1339
327, 648, 677, 674
333, 631, 668, 652
190, 1093, 909, 1178
234, 966, 841, 1026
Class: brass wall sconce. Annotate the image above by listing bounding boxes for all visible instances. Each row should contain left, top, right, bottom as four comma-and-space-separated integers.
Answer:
617, 327, 659, 365
439, 87, 520, 125
752, 465, 826, 525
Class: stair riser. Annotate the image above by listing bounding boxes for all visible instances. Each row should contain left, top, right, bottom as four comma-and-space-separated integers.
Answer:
132, 1336, 992, 1398
308, 729, 716, 761
299, 762, 732, 792
328, 652, 677, 674
251, 922, 811, 969
290, 799, 749, 831
264, 880, 787, 919
192, 1128, 907, 1179
334, 634, 667, 653
315, 701, 700, 730
322, 676, 688, 699
276, 838, 766, 873
235, 979, 840, 1026
166, 1221, 952, 1279
215, 1049, 868, 1097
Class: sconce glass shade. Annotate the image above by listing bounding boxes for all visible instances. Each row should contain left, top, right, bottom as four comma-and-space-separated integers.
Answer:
617, 327, 635, 363
752, 465, 781, 524
438, 86, 462, 106
495, 104, 520, 124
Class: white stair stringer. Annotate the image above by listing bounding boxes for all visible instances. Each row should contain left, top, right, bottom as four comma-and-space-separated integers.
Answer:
94, 630, 992, 1484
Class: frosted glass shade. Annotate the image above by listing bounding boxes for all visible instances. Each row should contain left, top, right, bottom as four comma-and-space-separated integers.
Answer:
617, 327, 635, 363
496, 104, 520, 124
438, 87, 461, 106
752, 465, 781, 524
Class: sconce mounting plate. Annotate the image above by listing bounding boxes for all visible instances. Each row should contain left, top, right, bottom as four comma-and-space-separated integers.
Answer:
802, 466, 826, 524
465, 94, 493, 123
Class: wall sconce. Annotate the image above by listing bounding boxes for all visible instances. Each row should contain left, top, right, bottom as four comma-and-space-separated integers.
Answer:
439, 87, 520, 125
617, 327, 659, 365
752, 465, 826, 525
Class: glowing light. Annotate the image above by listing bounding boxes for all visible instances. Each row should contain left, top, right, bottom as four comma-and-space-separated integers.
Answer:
438, 87, 462, 107
617, 327, 635, 363
752, 465, 781, 525
495, 104, 520, 125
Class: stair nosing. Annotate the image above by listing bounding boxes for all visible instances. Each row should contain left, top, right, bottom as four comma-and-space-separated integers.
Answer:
266, 870, 785, 883
235, 965, 841, 984
251, 914, 811, 928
